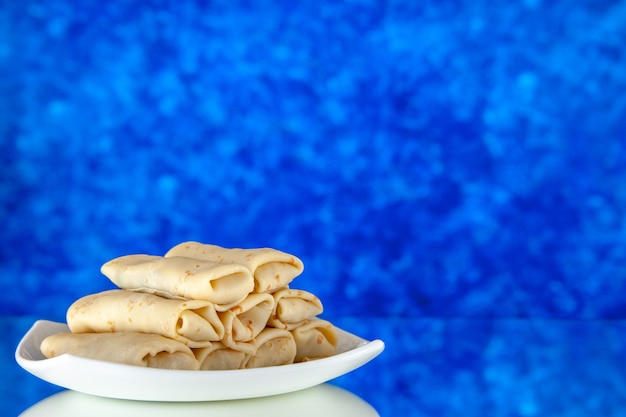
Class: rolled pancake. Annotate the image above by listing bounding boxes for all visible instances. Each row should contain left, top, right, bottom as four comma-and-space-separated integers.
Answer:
165, 241, 304, 293
243, 328, 297, 369
291, 319, 338, 362
267, 288, 323, 330
219, 293, 274, 350
192, 342, 249, 370
40, 331, 199, 370
100, 254, 254, 306
67, 290, 224, 347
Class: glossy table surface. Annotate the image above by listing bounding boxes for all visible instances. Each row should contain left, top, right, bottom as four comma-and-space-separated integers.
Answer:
4, 316, 626, 416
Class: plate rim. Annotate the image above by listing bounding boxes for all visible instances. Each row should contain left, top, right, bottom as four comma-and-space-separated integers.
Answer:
16, 319, 385, 402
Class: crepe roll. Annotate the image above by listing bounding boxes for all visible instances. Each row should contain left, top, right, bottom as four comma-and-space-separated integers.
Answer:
67, 290, 224, 347
243, 328, 297, 369
165, 241, 304, 293
193, 342, 249, 370
219, 293, 274, 350
268, 288, 323, 330
40, 331, 200, 370
101, 254, 254, 306
291, 319, 338, 362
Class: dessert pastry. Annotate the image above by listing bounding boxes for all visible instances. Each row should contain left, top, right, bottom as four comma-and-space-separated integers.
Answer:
165, 241, 304, 293
101, 254, 254, 306
268, 288, 323, 330
67, 289, 224, 347
40, 331, 199, 370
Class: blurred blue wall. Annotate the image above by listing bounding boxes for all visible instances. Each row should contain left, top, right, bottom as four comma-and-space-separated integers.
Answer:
2, 0, 626, 321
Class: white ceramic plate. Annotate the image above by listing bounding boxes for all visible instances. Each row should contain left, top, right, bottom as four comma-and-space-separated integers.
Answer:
16, 320, 384, 402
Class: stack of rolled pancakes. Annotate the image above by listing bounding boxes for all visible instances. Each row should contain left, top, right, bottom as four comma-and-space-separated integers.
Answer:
40, 242, 338, 371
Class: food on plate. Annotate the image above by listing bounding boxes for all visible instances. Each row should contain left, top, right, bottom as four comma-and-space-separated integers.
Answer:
67, 289, 224, 347
40, 331, 199, 370
165, 241, 304, 293
193, 328, 297, 370
291, 319, 339, 362
192, 342, 250, 371
243, 328, 297, 369
101, 254, 254, 306
40, 242, 338, 371
267, 288, 323, 330
218, 293, 275, 349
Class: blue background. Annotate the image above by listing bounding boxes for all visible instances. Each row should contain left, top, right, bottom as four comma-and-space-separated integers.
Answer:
2, 0, 626, 415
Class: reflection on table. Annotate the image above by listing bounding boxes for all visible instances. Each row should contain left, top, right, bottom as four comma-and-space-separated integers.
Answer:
19, 383, 378, 417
